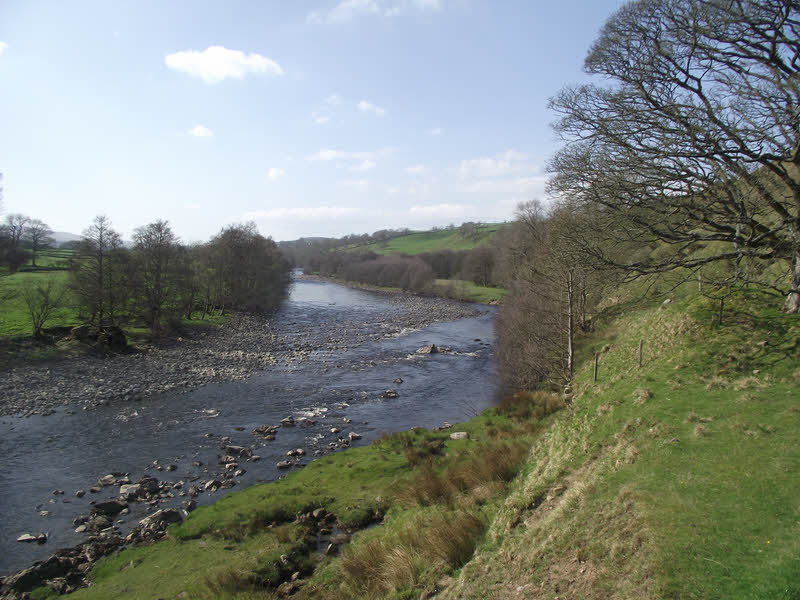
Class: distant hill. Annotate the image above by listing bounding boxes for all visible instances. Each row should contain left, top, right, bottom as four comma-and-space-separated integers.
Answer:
361, 223, 507, 255
51, 231, 82, 244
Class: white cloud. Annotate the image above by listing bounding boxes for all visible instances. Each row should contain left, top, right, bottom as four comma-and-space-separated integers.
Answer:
165, 46, 283, 84
405, 164, 429, 175
308, 0, 443, 24
244, 206, 357, 220
306, 147, 392, 162
0, 41, 7, 57
409, 203, 468, 218
351, 160, 376, 172
312, 113, 330, 124
325, 93, 342, 105
357, 100, 386, 116
459, 176, 547, 197
188, 124, 214, 137
427, 127, 443, 136
267, 167, 285, 180
458, 150, 532, 178
339, 179, 370, 190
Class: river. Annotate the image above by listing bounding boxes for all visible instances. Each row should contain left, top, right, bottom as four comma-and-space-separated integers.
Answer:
0, 277, 499, 575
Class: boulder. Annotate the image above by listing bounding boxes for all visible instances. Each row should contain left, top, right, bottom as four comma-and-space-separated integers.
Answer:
449, 432, 469, 440
415, 344, 438, 354
139, 508, 184, 529
91, 500, 127, 516
119, 484, 142, 499
286, 448, 305, 457
276, 460, 294, 469
348, 432, 362, 441
224, 445, 252, 458
381, 389, 399, 399
280, 416, 296, 427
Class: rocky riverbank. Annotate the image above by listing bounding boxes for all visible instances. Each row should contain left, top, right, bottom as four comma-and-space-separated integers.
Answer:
0, 286, 481, 417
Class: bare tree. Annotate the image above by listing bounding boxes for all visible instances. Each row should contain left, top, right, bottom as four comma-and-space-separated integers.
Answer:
549, 0, 800, 311
72, 215, 127, 326
20, 277, 67, 338
132, 220, 180, 337
1, 213, 30, 272
24, 219, 54, 267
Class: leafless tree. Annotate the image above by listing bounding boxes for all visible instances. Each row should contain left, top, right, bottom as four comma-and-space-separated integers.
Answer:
24, 219, 54, 267
549, 0, 800, 311
20, 277, 67, 338
132, 220, 180, 337
72, 215, 127, 326
1, 213, 30, 272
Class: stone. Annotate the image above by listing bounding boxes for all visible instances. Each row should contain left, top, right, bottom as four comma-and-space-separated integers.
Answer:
348, 432, 362, 440
449, 431, 469, 440
286, 448, 305, 457
183, 500, 197, 512
224, 445, 252, 458
381, 389, 399, 399
276, 460, 294, 469
280, 416, 296, 426
97, 474, 116, 487
139, 508, 184, 529
75, 489, 86, 498
119, 484, 142, 499
393, 377, 404, 384
16, 533, 39, 543
91, 500, 127, 516
415, 344, 438, 354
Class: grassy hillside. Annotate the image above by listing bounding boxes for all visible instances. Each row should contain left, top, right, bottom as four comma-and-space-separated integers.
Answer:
32, 282, 798, 599
362, 224, 506, 255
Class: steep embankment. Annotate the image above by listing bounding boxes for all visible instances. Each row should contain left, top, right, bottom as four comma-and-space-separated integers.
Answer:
12, 288, 798, 600
442, 292, 800, 599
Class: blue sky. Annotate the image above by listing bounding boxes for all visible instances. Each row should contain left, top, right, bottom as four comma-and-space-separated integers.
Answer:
0, 0, 624, 242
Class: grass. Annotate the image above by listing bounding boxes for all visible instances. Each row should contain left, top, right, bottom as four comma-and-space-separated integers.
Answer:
432, 279, 507, 303
360, 224, 506, 255
437, 289, 800, 599
0, 270, 78, 337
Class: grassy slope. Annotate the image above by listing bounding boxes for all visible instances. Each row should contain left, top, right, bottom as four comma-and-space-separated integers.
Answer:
361, 224, 505, 255
441, 289, 800, 599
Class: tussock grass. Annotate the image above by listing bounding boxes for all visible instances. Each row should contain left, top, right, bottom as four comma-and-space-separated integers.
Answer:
340, 509, 485, 597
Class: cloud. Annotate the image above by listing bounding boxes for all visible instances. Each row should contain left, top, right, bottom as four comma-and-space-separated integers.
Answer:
165, 46, 283, 84
325, 93, 342, 105
188, 124, 214, 137
267, 167, 285, 180
312, 112, 330, 124
351, 160, 376, 172
409, 203, 469, 218
458, 150, 532, 178
405, 165, 429, 175
244, 206, 358, 220
357, 100, 385, 116
306, 147, 392, 162
459, 176, 547, 197
339, 179, 371, 190
308, 0, 443, 24
0, 41, 7, 57
427, 127, 443, 136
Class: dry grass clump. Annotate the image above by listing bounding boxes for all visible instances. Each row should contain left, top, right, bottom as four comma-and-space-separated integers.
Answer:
496, 390, 564, 425
705, 375, 730, 390
632, 388, 652, 404
685, 412, 714, 424
693, 425, 708, 438
732, 376, 766, 391
397, 443, 527, 508
403, 438, 446, 466
597, 404, 613, 415
340, 509, 485, 597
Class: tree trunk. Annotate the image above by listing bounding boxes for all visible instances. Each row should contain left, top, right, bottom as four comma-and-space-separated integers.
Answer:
785, 244, 800, 313
567, 270, 574, 381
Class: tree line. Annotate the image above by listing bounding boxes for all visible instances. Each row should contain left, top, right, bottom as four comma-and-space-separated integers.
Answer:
1, 203, 290, 339
497, 0, 800, 390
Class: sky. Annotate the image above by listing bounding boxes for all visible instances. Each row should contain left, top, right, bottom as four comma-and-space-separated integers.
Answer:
0, 0, 626, 243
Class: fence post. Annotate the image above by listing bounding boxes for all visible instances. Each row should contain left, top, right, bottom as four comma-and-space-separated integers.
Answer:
639, 339, 644, 368
593, 352, 599, 382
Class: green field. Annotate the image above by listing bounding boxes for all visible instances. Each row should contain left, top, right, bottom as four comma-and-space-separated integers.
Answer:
433, 279, 507, 303
361, 224, 506, 255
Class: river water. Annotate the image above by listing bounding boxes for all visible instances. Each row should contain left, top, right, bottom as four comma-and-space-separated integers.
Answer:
0, 278, 499, 574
